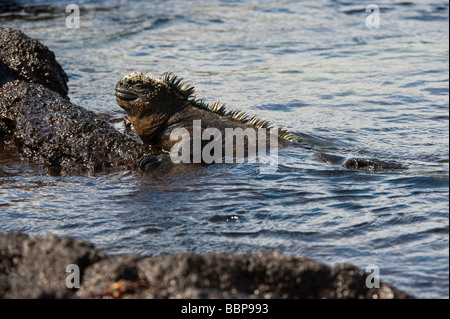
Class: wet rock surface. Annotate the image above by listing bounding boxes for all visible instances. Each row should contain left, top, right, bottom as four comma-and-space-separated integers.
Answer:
0, 27, 159, 175
0, 232, 413, 299
0, 80, 156, 174
0, 27, 68, 98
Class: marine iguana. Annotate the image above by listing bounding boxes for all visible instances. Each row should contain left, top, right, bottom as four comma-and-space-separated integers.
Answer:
0, 27, 399, 174
0, 27, 158, 174
115, 72, 401, 171
115, 71, 299, 169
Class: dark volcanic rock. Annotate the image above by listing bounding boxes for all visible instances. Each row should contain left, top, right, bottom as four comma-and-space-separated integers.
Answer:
0, 232, 103, 298
0, 27, 160, 174
0, 80, 156, 174
0, 232, 413, 299
0, 27, 68, 98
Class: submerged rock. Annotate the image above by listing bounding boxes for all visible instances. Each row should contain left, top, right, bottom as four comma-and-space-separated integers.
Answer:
0, 1, 68, 22
0, 232, 413, 299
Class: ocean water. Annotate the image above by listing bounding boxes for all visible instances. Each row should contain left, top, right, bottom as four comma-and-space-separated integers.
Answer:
0, 0, 448, 298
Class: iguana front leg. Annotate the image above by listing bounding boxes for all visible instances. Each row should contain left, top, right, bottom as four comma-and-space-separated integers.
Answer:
139, 125, 209, 170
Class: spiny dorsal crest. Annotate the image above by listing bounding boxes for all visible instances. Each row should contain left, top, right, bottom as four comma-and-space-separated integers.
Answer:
160, 72, 303, 142
162, 72, 196, 99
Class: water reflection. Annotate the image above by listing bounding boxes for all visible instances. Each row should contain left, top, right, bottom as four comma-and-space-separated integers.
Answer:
0, 0, 448, 298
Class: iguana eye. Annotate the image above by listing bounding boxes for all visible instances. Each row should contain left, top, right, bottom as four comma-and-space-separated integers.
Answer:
134, 83, 146, 90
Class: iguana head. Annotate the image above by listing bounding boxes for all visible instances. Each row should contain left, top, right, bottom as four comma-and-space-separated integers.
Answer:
115, 72, 188, 144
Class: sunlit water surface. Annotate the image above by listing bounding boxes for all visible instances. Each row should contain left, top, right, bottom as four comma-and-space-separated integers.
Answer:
0, 0, 448, 298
